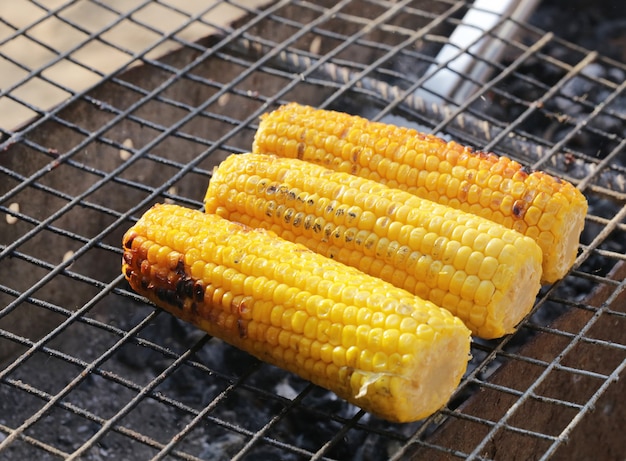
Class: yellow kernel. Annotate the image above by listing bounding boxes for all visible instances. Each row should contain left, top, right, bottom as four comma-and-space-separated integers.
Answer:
525, 225, 540, 240
277, 329, 291, 349
357, 210, 377, 231
397, 332, 416, 355
316, 298, 333, 318
441, 240, 461, 264
343, 324, 357, 347
461, 274, 480, 300
460, 228, 479, 247
524, 205, 542, 226
356, 324, 370, 349
475, 280, 496, 305
372, 351, 388, 372
484, 239, 505, 259
416, 323, 435, 341
265, 325, 280, 346
469, 306, 486, 328
346, 345, 360, 367
381, 329, 400, 354
453, 246, 472, 269
478, 256, 499, 280
370, 311, 386, 328
291, 310, 308, 333
332, 346, 347, 367
488, 174, 502, 190
441, 292, 460, 311
538, 230, 555, 247
400, 316, 418, 332
437, 264, 455, 291
330, 303, 345, 323
537, 212, 556, 231
498, 243, 519, 266
492, 265, 513, 290
465, 251, 484, 275
320, 343, 333, 363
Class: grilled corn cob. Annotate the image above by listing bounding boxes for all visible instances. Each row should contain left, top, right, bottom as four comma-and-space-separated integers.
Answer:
252, 103, 588, 283
122, 203, 471, 423
204, 153, 543, 339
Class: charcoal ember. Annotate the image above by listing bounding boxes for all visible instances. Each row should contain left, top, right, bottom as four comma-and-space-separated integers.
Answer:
199, 432, 247, 460
555, 63, 605, 115
240, 443, 303, 461
116, 311, 185, 371
554, 63, 626, 139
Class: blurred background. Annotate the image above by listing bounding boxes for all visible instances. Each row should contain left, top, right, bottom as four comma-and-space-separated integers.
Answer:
0, 0, 269, 131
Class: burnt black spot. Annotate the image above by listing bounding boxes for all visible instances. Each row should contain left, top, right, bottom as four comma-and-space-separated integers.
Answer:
521, 165, 533, 175
140, 278, 149, 290
267, 184, 277, 195
335, 207, 345, 217
124, 234, 136, 249
175, 258, 185, 274
155, 287, 168, 301
175, 278, 186, 296
287, 190, 297, 201
193, 281, 205, 301
351, 147, 361, 163
512, 200, 526, 219
183, 279, 194, 299
124, 266, 133, 278
293, 213, 303, 227
237, 319, 248, 338
284, 208, 294, 224
122, 252, 133, 265
156, 287, 183, 309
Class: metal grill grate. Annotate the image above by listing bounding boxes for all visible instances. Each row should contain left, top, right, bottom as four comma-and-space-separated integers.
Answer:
1, 1, 625, 460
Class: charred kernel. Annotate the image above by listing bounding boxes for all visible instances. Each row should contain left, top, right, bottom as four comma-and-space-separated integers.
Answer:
193, 281, 205, 301
123, 252, 133, 265
124, 233, 136, 249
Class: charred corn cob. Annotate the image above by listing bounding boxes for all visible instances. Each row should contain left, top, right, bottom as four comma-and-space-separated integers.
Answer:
122, 203, 471, 423
252, 103, 588, 283
204, 153, 543, 339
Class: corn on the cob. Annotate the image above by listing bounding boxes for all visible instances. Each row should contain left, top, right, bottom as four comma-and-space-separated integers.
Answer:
204, 153, 543, 339
122, 203, 471, 423
252, 103, 588, 283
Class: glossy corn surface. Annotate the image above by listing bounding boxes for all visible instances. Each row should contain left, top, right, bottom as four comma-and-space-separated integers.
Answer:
122, 203, 471, 422
252, 103, 588, 283
205, 153, 543, 339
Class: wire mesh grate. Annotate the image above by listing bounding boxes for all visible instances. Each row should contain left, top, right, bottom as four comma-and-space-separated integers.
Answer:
1, 1, 625, 460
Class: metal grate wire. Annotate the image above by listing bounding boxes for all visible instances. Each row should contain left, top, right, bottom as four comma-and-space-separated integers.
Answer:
1, 1, 625, 460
